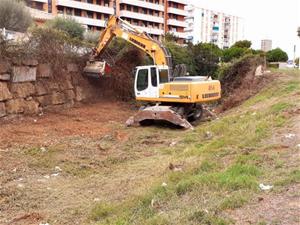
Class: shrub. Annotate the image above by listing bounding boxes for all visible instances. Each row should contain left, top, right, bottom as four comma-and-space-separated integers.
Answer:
232, 40, 252, 49
0, 0, 32, 32
222, 47, 248, 62
192, 42, 222, 77
266, 48, 288, 62
84, 30, 100, 44
45, 17, 85, 39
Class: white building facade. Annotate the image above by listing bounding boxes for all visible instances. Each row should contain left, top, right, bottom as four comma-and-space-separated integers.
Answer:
185, 5, 244, 49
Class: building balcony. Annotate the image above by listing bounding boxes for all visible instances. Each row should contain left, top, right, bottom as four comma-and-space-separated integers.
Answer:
167, 19, 186, 28
168, 31, 186, 39
28, 7, 54, 21
167, 7, 187, 16
119, 10, 164, 24
167, 0, 186, 5
56, 0, 114, 15
70, 16, 106, 27
133, 25, 164, 36
184, 26, 193, 32
119, 0, 164, 12
31, 0, 48, 3
57, 13, 106, 27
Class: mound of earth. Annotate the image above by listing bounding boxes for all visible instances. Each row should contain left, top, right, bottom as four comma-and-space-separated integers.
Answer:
218, 55, 272, 112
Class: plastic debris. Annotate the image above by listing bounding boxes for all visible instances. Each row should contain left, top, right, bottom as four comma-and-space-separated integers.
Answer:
93, 198, 100, 202
284, 133, 296, 139
17, 183, 24, 188
54, 166, 62, 172
40, 147, 47, 152
259, 183, 273, 191
205, 131, 213, 139
296, 144, 300, 149
43, 175, 50, 179
39, 223, 50, 225
51, 173, 59, 177
161, 182, 167, 187
169, 141, 177, 147
251, 112, 257, 116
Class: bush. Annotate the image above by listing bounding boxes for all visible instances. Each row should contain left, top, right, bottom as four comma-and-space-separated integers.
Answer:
45, 17, 85, 39
165, 41, 195, 74
232, 40, 252, 49
0, 0, 32, 32
84, 30, 100, 44
222, 47, 248, 62
192, 43, 222, 77
266, 48, 288, 62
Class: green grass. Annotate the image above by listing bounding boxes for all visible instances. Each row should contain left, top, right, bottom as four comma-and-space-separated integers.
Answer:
219, 192, 248, 210
274, 170, 300, 187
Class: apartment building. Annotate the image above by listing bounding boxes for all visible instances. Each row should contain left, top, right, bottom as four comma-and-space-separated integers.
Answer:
185, 5, 244, 49
261, 39, 272, 52
27, 0, 187, 42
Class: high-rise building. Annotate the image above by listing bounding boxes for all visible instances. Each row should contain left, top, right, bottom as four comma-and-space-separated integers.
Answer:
261, 39, 272, 52
27, 0, 187, 43
185, 5, 244, 49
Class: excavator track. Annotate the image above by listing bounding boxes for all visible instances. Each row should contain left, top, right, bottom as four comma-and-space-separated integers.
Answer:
126, 105, 194, 129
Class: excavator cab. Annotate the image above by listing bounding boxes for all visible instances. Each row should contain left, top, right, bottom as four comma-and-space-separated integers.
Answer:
134, 65, 169, 100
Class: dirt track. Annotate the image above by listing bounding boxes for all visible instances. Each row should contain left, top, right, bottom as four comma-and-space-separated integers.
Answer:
0, 101, 132, 148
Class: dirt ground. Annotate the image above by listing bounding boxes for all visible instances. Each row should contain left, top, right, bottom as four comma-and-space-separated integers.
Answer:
0, 101, 173, 225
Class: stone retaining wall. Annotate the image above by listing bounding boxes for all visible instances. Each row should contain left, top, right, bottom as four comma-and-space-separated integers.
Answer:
0, 60, 99, 118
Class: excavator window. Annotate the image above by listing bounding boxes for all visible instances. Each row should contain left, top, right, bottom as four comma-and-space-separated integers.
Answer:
151, 67, 158, 87
159, 69, 169, 84
137, 69, 149, 91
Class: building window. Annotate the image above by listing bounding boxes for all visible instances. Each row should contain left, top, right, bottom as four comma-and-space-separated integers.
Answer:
57, 6, 63, 14
87, 11, 93, 18
87, 0, 93, 4
133, 6, 138, 12
66, 7, 73, 15
74, 9, 81, 16
143, 8, 147, 14
104, 0, 109, 6
126, 5, 131, 11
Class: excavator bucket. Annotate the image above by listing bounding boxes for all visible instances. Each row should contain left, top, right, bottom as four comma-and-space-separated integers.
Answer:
126, 105, 193, 129
83, 61, 111, 78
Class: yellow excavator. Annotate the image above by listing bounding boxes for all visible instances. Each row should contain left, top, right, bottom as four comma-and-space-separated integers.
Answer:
84, 15, 221, 129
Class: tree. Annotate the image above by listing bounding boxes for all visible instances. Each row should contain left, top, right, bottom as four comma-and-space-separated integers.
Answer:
222, 47, 248, 62
266, 48, 288, 62
232, 40, 252, 49
165, 41, 195, 73
45, 17, 85, 39
84, 30, 100, 44
192, 43, 222, 76
0, 0, 32, 32
164, 32, 179, 42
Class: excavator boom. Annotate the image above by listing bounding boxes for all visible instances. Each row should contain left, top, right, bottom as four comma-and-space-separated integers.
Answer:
84, 16, 172, 77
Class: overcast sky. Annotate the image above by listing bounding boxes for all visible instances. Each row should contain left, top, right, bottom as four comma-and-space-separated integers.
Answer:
190, 0, 300, 59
